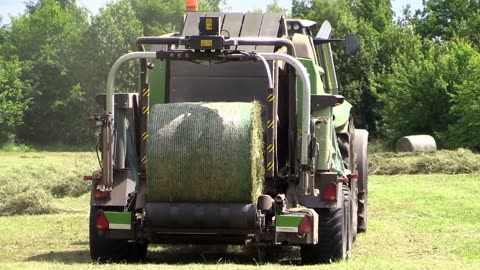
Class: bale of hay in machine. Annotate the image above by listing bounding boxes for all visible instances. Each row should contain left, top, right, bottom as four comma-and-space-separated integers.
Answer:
396, 135, 437, 153
147, 102, 264, 203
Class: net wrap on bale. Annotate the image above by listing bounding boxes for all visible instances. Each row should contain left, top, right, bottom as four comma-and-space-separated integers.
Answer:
147, 102, 264, 203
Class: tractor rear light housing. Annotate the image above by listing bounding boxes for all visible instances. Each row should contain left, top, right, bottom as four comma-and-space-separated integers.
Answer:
96, 211, 109, 230
298, 215, 313, 234
94, 189, 109, 200
323, 182, 337, 201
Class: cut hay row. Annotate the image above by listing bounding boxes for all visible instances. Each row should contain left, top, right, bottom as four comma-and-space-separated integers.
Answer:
370, 148, 480, 175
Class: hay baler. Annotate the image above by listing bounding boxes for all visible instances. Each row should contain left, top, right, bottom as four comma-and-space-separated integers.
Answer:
87, 11, 368, 264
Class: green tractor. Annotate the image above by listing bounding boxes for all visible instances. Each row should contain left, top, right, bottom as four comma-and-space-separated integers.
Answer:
87, 10, 368, 264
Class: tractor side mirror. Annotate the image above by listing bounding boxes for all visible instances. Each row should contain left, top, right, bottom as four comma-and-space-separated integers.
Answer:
345, 34, 360, 57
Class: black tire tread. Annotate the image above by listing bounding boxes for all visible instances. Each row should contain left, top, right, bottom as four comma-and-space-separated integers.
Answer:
354, 129, 368, 233
301, 190, 348, 264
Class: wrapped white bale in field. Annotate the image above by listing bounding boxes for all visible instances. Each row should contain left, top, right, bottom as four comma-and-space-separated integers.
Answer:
396, 135, 437, 152
146, 102, 264, 203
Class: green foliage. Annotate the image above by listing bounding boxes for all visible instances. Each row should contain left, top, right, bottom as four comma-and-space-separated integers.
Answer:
443, 43, 480, 149
0, 57, 31, 145
199, 0, 226, 12
266, 0, 288, 14
413, 0, 480, 42
85, 0, 143, 95
379, 40, 480, 148
9, 0, 91, 146
130, 0, 183, 36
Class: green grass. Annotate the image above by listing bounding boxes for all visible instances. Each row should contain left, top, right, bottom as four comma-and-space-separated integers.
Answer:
0, 152, 96, 215
1, 152, 480, 269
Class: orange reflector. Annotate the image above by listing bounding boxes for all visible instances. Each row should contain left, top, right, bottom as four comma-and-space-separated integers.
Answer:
95, 189, 109, 200
298, 215, 313, 234
96, 211, 109, 230
83, 175, 91, 181
323, 182, 337, 201
93, 171, 102, 179
186, 0, 198, 11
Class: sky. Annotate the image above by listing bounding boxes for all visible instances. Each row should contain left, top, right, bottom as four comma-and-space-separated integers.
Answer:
0, 0, 423, 25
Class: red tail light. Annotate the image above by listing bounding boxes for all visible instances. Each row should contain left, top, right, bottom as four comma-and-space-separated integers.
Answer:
96, 211, 109, 230
298, 215, 313, 234
323, 182, 337, 201
95, 189, 108, 200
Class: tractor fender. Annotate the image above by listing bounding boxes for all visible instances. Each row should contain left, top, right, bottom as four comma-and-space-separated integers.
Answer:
333, 101, 353, 134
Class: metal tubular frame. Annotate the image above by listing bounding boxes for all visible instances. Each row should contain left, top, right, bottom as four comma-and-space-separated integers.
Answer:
104, 50, 311, 188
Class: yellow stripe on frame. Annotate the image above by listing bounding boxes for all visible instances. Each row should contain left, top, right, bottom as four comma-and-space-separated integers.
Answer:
142, 106, 149, 114
143, 88, 150, 97
267, 162, 274, 171
267, 144, 274, 153
267, 120, 274, 129
141, 156, 147, 164
267, 94, 275, 102
142, 132, 148, 140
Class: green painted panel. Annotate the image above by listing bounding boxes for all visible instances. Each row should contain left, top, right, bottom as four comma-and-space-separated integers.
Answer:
313, 108, 333, 170
296, 58, 325, 129
149, 60, 167, 106
276, 215, 304, 227
333, 101, 353, 131
104, 211, 131, 225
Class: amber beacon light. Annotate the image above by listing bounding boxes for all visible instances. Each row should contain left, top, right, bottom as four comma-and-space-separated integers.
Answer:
186, 0, 199, 11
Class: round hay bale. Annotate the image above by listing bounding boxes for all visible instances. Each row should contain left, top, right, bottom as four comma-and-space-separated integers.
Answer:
146, 102, 264, 203
396, 135, 437, 153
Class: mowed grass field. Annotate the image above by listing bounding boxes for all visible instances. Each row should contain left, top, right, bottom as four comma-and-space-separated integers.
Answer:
1, 152, 480, 269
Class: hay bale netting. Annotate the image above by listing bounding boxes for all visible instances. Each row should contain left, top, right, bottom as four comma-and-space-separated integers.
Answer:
396, 135, 437, 153
147, 102, 264, 203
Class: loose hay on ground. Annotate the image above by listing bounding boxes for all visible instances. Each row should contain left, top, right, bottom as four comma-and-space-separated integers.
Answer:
370, 148, 480, 175
147, 102, 264, 203
0, 189, 55, 216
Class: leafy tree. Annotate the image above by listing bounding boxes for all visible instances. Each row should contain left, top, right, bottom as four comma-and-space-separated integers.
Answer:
10, 0, 91, 146
130, 0, 184, 36
412, 0, 480, 41
442, 42, 480, 149
85, 0, 143, 95
266, 0, 288, 14
0, 57, 31, 144
199, 0, 226, 12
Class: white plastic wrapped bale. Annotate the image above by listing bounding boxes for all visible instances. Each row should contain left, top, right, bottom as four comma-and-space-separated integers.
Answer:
396, 135, 437, 152
146, 102, 264, 203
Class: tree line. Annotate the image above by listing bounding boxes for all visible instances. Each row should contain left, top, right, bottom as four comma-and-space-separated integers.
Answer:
0, 0, 479, 149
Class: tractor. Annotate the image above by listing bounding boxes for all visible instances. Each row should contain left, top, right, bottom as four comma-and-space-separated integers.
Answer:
86, 4, 368, 265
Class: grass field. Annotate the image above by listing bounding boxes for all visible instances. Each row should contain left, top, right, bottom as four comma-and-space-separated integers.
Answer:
1, 152, 480, 269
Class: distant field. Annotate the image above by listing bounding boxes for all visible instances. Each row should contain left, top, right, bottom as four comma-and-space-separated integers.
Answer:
0, 152, 480, 269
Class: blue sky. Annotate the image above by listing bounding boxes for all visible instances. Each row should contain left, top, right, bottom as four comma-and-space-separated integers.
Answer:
0, 0, 422, 25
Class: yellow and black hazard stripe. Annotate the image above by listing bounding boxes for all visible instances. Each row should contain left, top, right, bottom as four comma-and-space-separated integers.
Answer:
267, 162, 274, 171
141, 132, 148, 141
142, 106, 149, 115
265, 87, 275, 177
141, 155, 147, 165
142, 88, 150, 97
267, 144, 274, 153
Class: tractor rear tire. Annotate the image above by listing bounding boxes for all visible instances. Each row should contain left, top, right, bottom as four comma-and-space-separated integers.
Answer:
301, 187, 351, 264
89, 206, 147, 262
355, 129, 369, 233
